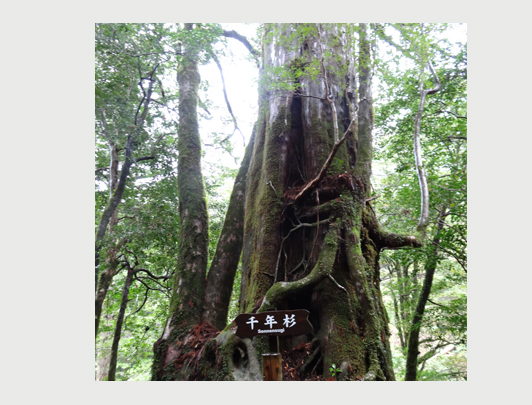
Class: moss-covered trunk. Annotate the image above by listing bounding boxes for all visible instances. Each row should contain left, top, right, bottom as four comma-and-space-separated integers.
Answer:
203, 128, 255, 330
96, 144, 126, 338
151, 23, 421, 381
107, 264, 134, 381
405, 211, 447, 381
151, 23, 210, 380
236, 23, 422, 381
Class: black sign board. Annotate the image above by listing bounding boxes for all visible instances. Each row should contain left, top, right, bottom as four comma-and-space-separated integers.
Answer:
234, 309, 313, 338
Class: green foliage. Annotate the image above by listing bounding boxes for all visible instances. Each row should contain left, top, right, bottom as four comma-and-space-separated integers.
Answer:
95, 22, 467, 381
95, 23, 238, 380
96, 271, 169, 380
258, 23, 354, 98
373, 23, 467, 381
329, 363, 342, 378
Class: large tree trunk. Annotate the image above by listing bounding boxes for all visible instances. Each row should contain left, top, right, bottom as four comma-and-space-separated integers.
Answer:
235, 23, 420, 381
237, 23, 416, 381
151, 23, 421, 381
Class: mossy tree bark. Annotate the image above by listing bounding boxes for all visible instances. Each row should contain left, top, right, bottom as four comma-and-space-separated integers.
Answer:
236, 23, 421, 381
151, 23, 210, 380
95, 143, 124, 338
404, 209, 447, 381
107, 262, 134, 381
203, 128, 255, 330
151, 23, 422, 381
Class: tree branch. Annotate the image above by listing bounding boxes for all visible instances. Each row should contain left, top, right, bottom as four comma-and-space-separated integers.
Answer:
426, 61, 442, 95
430, 241, 467, 273
136, 276, 170, 297
222, 30, 260, 66
365, 194, 381, 203
127, 286, 150, 317
363, 209, 421, 249
427, 298, 445, 307
134, 156, 155, 163
274, 219, 330, 283
136, 276, 171, 294
212, 53, 245, 145
290, 121, 355, 203
413, 60, 441, 240
134, 267, 174, 280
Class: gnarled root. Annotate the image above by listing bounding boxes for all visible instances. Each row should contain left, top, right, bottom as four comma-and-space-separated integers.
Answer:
258, 226, 339, 312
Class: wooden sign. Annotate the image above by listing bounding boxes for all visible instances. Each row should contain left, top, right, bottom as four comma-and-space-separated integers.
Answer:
234, 309, 313, 338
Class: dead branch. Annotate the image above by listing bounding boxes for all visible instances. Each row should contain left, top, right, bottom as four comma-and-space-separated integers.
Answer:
291, 122, 355, 203
365, 194, 381, 203
274, 219, 330, 283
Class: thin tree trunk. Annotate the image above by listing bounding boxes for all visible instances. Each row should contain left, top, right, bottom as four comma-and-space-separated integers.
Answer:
398, 263, 410, 346
389, 265, 406, 350
95, 237, 126, 338
412, 258, 421, 303
95, 79, 154, 289
203, 127, 255, 330
405, 209, 447, 381
413, 61, 441, 240
107, 266, 134, 381
95, 143, 122, 338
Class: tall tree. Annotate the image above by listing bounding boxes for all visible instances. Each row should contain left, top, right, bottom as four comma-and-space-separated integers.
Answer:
96, 23, 465, 381
152, 23, 426, 381
95, 23, 175, 333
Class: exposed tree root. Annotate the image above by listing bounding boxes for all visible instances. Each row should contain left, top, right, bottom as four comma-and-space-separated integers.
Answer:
298, 339, 321, 375
258, 226, 339, 312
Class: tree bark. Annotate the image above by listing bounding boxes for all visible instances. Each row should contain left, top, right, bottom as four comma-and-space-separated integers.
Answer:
95, 75, 155, 290
405, 209, 447, 381
107, 265, 134, 381
151, 23, 423, 381
203, 127, 255, 330
151, 23, 210, 380
236, 23, 419, 381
